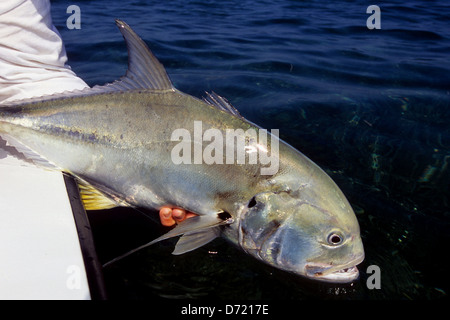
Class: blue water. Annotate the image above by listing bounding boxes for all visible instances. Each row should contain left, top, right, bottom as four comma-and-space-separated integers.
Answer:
51, 0, 449, 300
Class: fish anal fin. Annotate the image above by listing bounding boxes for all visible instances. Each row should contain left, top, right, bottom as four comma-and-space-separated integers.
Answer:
76, 179, 120, 210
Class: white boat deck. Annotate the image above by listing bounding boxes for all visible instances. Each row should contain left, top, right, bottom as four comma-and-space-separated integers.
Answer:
0, 155, 91, 299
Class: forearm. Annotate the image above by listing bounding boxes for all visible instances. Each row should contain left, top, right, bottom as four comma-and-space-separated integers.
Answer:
0, 0, 88, 103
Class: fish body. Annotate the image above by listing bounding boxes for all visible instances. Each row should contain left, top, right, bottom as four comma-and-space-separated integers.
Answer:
0, 20, 364, 282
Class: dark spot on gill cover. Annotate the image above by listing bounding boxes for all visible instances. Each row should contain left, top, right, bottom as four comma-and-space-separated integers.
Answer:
218, 211, 232, 220
248, 196, 257, 208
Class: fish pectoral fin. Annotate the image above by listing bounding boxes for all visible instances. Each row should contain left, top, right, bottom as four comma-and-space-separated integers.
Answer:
172, 228, 221, 255
102, 211, 234, 267
149, 212, 234, 246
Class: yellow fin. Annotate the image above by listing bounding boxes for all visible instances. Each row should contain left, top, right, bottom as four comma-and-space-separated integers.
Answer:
77, 180, 119, 211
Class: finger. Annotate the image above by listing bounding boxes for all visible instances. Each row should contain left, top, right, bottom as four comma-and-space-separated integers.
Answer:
174, 210, 198, 223
185, 212, 198, 219
159, 207, 176, 227
172, 208, 186, 222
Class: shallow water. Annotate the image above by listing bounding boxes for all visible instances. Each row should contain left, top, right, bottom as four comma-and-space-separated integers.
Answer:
51, 0, 449, 300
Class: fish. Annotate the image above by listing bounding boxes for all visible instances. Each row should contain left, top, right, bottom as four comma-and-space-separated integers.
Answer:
0, 20, 364, 283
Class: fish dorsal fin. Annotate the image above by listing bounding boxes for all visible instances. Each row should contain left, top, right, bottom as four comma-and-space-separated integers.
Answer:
203, 91, 244, 119
102, 19, 174, 92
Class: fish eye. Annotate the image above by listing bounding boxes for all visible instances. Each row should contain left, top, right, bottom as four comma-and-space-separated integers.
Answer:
247, 196, 257, 208
327, 232, 344, 245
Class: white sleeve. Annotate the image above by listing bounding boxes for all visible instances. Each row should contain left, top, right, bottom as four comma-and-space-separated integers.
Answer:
0, 0, 88, 103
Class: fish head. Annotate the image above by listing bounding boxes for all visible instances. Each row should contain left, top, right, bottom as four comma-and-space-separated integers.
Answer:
238, 180, 364, 283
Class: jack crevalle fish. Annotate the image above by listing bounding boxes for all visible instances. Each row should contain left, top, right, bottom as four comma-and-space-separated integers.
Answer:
0, 20, 364, 282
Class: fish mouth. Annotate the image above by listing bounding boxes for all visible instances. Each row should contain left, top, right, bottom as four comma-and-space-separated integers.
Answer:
304, 256, 364, 283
